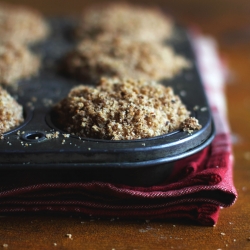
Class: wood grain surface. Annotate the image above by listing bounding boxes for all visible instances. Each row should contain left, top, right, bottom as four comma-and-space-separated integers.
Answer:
1, 0, 250, 249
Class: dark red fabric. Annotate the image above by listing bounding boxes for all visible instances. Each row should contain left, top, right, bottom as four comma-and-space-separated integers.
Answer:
0, 35, 237, 226
0, 133, 237, 226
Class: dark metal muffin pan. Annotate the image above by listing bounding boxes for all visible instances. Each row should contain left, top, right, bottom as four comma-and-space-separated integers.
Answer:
0, 18, 215, 186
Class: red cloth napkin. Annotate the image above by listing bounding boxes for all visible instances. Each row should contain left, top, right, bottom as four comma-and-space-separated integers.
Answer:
0, 34, 237, 226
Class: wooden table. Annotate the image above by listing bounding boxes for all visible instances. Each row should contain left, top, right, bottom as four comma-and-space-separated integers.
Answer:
1, 0, 250, 249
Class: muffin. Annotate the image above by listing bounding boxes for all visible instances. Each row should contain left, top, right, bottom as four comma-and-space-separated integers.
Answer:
0, 2, 49, 44
53, 78, 201, 140
74, 3, 173, 42
0, 87, 23, 135
0, 41, 40, 85
62, 36, 190, 83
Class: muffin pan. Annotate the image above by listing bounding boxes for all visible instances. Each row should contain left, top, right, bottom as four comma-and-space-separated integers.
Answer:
0, 18, 215, 186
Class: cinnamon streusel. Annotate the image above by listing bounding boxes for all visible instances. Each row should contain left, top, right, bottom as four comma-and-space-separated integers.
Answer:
62, 36, 190, 83
0, 41, 40, 85
0, 2, 49, 44
0, 87, 23, 135
53, 78, 201, 140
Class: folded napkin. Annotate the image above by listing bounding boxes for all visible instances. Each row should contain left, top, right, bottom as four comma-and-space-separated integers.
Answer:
0, 33, 237, 226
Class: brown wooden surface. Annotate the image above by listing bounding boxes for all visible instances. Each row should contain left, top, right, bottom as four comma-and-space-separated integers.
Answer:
1, 0, 250, 249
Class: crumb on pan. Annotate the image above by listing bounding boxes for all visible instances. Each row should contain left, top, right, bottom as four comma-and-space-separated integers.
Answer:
74, 3, 173, 42
53, 78, 201, 140
180, 117, 202, 133
0, 41, 40, 85
0, 2, 49, 44
0, 86, 24, 135
45, 131, 60, 139
62, 36, 190, 83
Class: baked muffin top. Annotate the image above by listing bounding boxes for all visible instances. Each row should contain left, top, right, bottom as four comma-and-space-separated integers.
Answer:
0, 2, 49, 44
74, 3, 173, 42
53, 78, 201, 140
0, 41, 40, 85
0, 87, 23, 136
62, 36, 190, 83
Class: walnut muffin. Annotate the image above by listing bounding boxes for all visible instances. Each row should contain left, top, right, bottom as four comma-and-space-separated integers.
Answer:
62, 36, 190, 83
0, 87, 23, 135
53, 78, 201, 140
74, 3, 173, 42
0, 2, 49, 44
0, 41, 40, 85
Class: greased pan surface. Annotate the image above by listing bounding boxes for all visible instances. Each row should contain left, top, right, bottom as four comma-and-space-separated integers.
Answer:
0, 19, 215, 186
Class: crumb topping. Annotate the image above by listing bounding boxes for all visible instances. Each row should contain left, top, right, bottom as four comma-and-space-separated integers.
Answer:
0, 41, 40, 85
62, 36, 190, 83
0, 2, 49, 44
46, 131, 60, 139
0, 87, 23, 135
74, 3, 173, 42
53, 78, 201, 140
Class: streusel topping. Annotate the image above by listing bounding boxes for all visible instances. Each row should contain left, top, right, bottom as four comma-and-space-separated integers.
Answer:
53, 78, 201, 140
